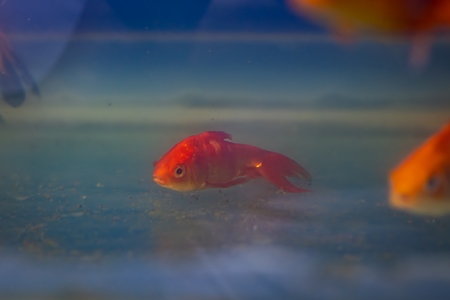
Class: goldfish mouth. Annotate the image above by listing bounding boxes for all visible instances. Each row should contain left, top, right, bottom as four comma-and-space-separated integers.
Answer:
389, 192, 412, 208
390, 192, 450, 216
153, 176, 166, 186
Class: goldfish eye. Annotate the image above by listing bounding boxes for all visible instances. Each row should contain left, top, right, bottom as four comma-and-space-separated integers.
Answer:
173, 165, 186, 178
424, 176, 441, 194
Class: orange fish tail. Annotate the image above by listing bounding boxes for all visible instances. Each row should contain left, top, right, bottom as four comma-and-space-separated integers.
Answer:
254, 151, 312, 193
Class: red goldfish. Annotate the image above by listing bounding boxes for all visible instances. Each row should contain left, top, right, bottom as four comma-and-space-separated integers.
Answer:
153, 131, 312, 193
288, 0, 450, 65
390, 122, 450, 216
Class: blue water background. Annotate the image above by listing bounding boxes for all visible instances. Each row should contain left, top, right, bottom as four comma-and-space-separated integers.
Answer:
1, 1, 450, 299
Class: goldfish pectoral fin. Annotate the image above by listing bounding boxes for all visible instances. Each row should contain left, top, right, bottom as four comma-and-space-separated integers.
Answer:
206, 177, 251, 189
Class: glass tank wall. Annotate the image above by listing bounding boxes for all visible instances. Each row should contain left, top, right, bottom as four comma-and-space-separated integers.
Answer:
1, 1, 450, 299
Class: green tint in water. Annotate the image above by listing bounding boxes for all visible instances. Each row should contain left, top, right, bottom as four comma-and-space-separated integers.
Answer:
1, 116, 450, 299
1, 118, 449, 261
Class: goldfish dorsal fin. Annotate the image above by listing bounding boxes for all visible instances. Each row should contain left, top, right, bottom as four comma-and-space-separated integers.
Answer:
202, 131, 232, 141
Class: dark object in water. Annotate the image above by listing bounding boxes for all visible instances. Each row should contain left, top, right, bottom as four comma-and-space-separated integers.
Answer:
0, 33, 40, 108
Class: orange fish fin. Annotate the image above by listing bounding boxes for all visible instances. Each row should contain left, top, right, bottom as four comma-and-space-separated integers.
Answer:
253, 152, 311, 193
433, 121, 450, 148
201, 131, 232, 141
206, 177, 251, 189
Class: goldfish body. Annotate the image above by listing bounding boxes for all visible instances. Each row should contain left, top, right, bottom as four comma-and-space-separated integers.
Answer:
389, 122, 450, 216
153, 131, 312, 193
288, 0, 450, 65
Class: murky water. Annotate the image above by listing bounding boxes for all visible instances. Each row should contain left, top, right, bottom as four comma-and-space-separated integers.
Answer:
1, 1, 450, 297
1, 117, 450, 299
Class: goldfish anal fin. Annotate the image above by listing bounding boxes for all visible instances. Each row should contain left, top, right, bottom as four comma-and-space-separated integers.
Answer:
206, 177, 251, 189
252, 152, 311, 193
202, 131, 232, 141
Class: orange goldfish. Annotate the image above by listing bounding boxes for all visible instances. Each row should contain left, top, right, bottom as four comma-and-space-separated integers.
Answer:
288, 0, 450, 65
389, 122, 450, 216
153, 131, 312, 193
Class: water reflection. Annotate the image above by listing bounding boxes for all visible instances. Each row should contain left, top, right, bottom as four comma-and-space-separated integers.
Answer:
0, 0, 85, 107
0, 32, 39, 107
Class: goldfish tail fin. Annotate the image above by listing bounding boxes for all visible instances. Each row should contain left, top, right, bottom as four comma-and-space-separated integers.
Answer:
253, 151, 312, 193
